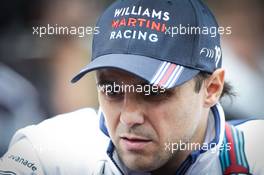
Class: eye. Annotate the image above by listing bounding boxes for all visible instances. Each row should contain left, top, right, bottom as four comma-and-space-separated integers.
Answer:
142, 85, 171, 100
148, 90, 165, 96
146, 89, 166, 97
97, 83, 124, 100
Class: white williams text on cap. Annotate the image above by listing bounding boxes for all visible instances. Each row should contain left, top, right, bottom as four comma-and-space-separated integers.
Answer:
114, 6, 170, 21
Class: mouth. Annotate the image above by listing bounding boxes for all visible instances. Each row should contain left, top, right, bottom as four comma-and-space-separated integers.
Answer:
120, 135, 152, 151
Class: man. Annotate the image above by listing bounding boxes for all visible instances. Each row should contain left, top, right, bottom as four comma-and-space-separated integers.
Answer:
0, 0, 263, 174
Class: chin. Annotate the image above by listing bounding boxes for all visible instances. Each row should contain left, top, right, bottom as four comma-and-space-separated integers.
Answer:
126, 163, 155, 172
122, 154, 159, 172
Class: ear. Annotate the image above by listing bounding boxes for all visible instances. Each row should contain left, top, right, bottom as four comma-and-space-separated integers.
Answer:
203, 69, 225, 108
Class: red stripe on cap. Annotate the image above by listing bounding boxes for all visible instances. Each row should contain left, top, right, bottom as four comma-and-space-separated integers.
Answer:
158, 64, 177, 87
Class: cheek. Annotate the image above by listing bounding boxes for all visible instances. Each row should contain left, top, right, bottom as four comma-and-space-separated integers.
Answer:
174, 96, 204, 140
147, 105, 181, 143
98, 94, 120, 139
151, 95, 203, 143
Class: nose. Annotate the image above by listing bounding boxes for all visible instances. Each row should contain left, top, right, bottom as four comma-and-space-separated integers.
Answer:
120, 94, 145, 128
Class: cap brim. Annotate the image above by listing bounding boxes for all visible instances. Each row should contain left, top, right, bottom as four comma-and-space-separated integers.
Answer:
71, 54, 199, 89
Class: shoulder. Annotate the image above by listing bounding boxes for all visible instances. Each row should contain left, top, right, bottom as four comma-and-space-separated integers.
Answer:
10, 108, 108, 147
233, 119, 264, 174
9, 108, 110, 174
234, 119, 264, 130
234, 119, 264, 154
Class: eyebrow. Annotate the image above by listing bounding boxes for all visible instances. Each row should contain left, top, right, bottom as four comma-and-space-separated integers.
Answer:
96, 80, 117, 86
96, 72, 149, 86
96, 79, 172, 91
96, 79, 149, 86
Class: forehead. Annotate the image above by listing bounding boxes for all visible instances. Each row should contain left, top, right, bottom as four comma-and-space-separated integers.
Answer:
96, 69, 148, 84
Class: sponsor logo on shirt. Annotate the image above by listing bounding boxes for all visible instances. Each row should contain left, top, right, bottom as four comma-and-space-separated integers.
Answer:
7, 154, 37, 172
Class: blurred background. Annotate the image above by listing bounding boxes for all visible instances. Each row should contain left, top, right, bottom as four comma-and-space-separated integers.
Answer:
0, 0, 263, 156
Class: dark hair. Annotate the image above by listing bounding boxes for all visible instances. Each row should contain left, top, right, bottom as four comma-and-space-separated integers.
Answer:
194, 72, 235, 99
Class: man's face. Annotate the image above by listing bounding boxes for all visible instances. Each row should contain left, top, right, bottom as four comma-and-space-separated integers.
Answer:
97, 69, 207, 172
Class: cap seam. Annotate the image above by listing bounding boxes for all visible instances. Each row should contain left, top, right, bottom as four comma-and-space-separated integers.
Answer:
189, 0, 200, 69
127, 0, 143, 53
197, 0, 220, 28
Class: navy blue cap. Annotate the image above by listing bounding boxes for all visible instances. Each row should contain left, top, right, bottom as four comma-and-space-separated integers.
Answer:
72, 0, 222, 88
